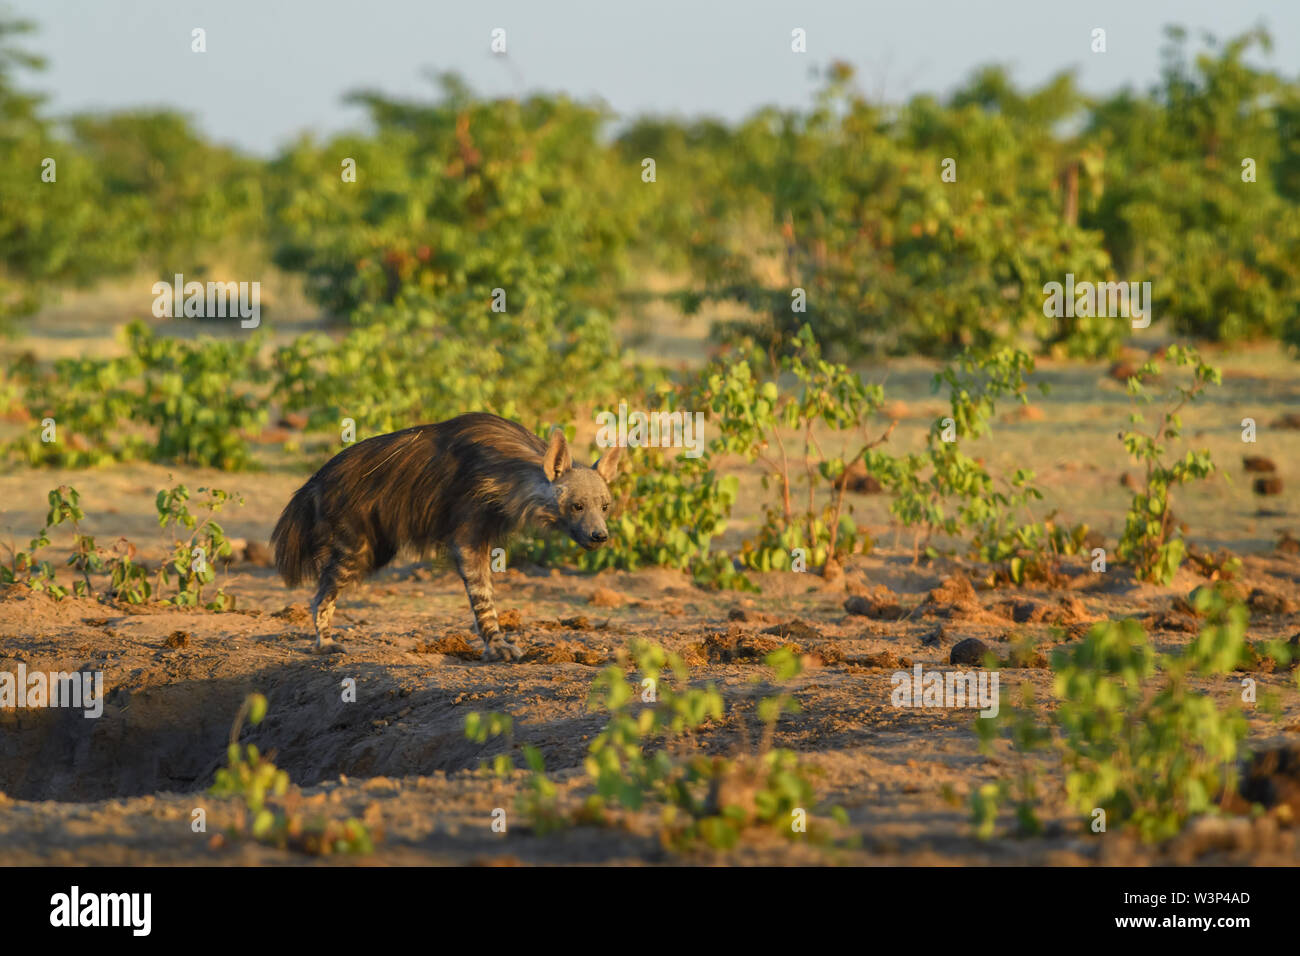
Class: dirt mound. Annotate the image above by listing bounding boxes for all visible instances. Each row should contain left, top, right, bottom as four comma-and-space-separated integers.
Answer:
1242, 456, 1277, 473
989, 595, 1091, 626
1248, 587, 1297, 615
844, 588, 903, 620
588, 587, 625, 608
243, 541, 275, 567
927, 574, 977, 605
1001, 403, 1045, 423
521, 640, 608, 666
272, 604, 312, 626
727, 608, 776, 624
1236, 745, 1300, 816
920, 574, 1004, 623
1000, 642, 1049, 668
1161, 813, 1296, 864
535, 616, 605, 631
761, 619, 822, 642
413, 633, 481, 659
843, 461, 884, 494
703, 627, 795, 663
806, 644, 909, 670
1255, 476, 1284, 496
1150, 608, 1199, 633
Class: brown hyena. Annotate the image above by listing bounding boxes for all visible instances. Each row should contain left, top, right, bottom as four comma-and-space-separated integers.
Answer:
271, 413, 622, 660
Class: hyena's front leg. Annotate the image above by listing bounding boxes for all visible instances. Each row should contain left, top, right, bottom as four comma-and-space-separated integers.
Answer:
451, 541, 521, 662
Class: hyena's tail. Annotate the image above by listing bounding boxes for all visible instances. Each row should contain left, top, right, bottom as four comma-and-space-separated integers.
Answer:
271, 484, 322, 587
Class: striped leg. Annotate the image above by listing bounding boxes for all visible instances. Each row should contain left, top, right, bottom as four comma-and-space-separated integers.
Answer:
451, 542, 521, 662
309, 550, 362, 654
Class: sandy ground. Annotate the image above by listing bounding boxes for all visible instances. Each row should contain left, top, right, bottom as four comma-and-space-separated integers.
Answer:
1, 536, 1297, 865
2, 303, 1299, 866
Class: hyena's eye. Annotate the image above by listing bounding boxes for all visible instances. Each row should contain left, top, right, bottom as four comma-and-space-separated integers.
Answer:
572, 502, 584, 513
601, 502, 609, 513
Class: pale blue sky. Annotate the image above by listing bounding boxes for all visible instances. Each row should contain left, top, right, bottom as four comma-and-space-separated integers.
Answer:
10, 0, 1298, 154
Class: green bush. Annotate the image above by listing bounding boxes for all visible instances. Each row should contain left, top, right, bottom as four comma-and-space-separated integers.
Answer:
1116, 345, 1220, 584
464, 642, 844, 851
9, 321, 267, 469
268, 76, 636, 318
977, 590, 1251, 842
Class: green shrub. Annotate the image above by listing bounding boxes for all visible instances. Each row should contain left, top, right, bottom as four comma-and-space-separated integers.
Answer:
1116, 345, 1220, 584
872, 347, 1064, 572
977, 590, 1251, 842
463, 642, 845, 851
696, 326, 888, 571
1, 483, 243, 608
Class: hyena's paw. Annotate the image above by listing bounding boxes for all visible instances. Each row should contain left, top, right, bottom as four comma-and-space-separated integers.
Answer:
481, 636, 523, 662
310, 638, 347, 655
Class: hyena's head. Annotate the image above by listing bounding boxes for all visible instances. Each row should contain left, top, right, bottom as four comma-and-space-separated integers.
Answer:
542, 429, 622, 551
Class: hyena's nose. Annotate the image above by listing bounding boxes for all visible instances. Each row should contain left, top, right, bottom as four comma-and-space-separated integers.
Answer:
590, 529, 608, 543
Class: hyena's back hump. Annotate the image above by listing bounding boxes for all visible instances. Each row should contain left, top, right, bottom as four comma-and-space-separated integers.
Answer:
271, 415, 548, 586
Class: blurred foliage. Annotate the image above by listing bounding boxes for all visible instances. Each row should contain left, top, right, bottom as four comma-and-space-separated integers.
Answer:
7, 320, 267, 469
1083, 28, 1300, 346
623, 30, 1300, 357
0, 16, 264, 327
0, 17, 1294, 351
1, 483, 243, 608
976, 589, 1252, 843
463, 642, 848, 852
271, 289, 622, 436
266, 73, 637, 318
0, 15, 1295, 582
68, 110, 265, 277
211, 693, 377, 855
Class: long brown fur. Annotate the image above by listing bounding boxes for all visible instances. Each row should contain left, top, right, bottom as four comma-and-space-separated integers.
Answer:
271, 412, 620, 660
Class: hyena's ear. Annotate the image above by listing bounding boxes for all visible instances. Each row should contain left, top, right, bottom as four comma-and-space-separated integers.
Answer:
542, 428, 573, 481
594, 444, 623, 483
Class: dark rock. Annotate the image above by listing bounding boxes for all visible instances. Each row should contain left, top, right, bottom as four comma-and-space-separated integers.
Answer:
1242, 456, 1277, 473
844, 594, 903, 620
1238, 745, 1300, 817
950, 638, 989, 666
843, 461, 884, 494
1254, 476, 1283, 495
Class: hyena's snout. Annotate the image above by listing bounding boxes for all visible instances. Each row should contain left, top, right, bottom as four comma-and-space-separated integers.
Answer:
575, 523, 608, 550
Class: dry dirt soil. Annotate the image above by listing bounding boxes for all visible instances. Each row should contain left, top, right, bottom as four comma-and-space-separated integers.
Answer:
2, 303, 1299, 865
1, 535, 1298, 866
